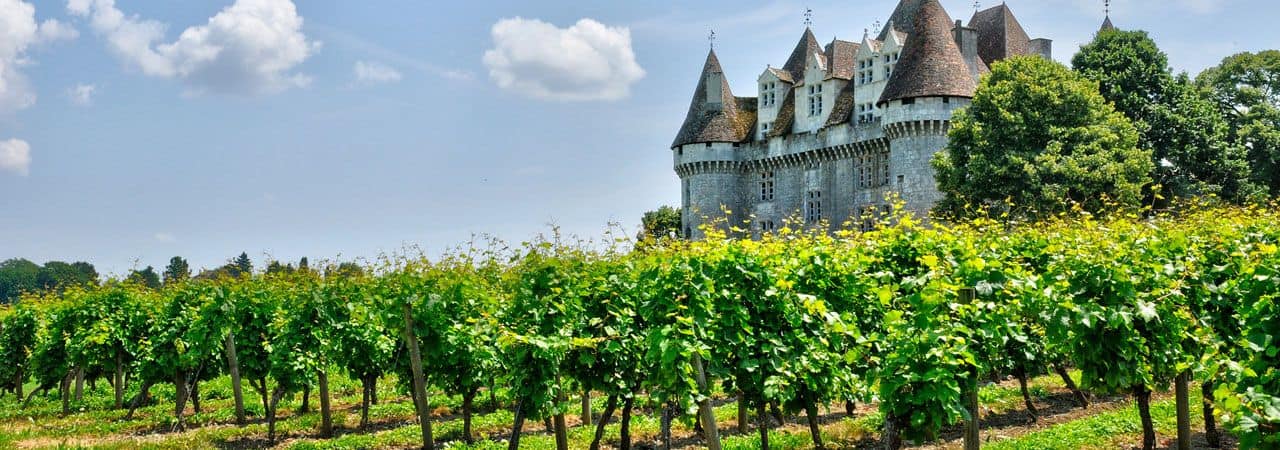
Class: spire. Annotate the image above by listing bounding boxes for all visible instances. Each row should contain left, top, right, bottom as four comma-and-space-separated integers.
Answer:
878, 0, 927, 41
782, 27, 823, 81
1100, 0, 1116, 31
671, 50, 755, 148
879, 0, 976, 105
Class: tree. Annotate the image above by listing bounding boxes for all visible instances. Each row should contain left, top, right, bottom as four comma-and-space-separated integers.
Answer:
639, 206, 683, 240
36, 261, 98, 292
264, 261, 294, 276
0, 259, 41, 303
127, 266, 163, 290
1197, 50, 1280, 195
163, 257, 191, 285
933, 56, 1153, 219
1072, 29, 1256, 202
233, 253, 253, 277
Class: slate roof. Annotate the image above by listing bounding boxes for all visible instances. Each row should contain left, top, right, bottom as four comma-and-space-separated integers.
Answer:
824, 39, 859, 80
671, 50, 758, 148
878, 0, 976, 105
1100, 16, 1116, 32
782, 28, 824, 82
768, 90, 796, 138
968, 3, 1032, 65
878, 0, 926, 41
765, 67, 794, 84
825, 80, 858, 128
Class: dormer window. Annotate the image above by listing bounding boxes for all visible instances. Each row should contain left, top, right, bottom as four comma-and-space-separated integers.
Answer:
759, 121, 772, 139
807, 84, 824, 117
760, 82, 777, 107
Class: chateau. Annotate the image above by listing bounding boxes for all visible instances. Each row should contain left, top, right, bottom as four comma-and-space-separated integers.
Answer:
672, 0, 1053, 238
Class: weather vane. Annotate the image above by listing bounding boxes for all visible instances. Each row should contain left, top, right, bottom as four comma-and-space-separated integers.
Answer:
708, 28, 716, 49
974, 1, 981, 11
804, 8, 813, 27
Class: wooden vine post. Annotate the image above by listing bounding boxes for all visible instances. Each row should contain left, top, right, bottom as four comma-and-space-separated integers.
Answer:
692, 353, 723, 450
402, 298, 435, 450
225, 333, 246, 425
1175, 371, 1191, 450
960, 287, 980, 450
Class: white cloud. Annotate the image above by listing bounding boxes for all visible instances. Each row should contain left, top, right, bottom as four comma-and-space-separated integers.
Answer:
0, 138, 31, 176
353, 60, 401, 85
66, 83, 95, 106
68, 0, 320, 95
153, 232, 176, 243
482, 17, 645, 101
37, 18, 78, 42
0, 0, 76, 113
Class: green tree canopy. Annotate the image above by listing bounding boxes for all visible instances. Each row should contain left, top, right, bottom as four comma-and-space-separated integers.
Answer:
163, 256, 190, 285
233, 252, 254, 277
35, 261, 97, 292
933, 56, 1153, 219
1197, 50, 1280, 195
0, 258, 40, 304
1073, 30, 1256, 202
127, 266, 162, 290
638, 205, 682, 240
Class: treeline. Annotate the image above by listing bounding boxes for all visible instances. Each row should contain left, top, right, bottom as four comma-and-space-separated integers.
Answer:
0, 253, 363, 304
1, 205, 1278, 450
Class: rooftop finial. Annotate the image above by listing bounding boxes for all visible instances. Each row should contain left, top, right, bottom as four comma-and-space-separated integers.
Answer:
974, 0, 981, 11
804, 7, 813, 27
1105, 0, 1111, 17
708, 28, 716, 50
873, 18, 882, 34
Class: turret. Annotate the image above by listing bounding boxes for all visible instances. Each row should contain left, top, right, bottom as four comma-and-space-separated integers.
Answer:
671, 49, 755, 238
878, 0, 974, 215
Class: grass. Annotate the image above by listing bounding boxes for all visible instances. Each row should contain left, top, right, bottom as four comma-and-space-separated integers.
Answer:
0, 371, 1235, 449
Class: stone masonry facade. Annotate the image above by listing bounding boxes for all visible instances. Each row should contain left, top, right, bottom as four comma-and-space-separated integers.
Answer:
671, 0, 1053, 238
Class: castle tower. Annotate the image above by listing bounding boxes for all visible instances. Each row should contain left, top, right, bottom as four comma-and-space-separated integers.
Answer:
878, 0, 976, 216
671, 49, 756, 238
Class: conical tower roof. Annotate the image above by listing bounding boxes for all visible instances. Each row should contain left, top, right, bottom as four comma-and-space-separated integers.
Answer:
1100, 15, 1116, 32
878, 0, 976, 105
968, 3, 1031, 64
671, 50, 756, 148
782, 28, 823, 82
877, 0, 926, 41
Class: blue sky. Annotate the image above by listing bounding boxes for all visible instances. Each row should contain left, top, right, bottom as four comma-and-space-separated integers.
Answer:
0, 0, 1273, 276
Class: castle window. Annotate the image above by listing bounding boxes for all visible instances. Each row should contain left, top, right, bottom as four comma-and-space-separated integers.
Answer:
859, 204, 879, 232
706, 142, 713, 148
759, 121, 772, 139
882, 154, 891, 186
858, 103, 875, 123
805, 190, 823, 224
943, 97, 951, 104
760, 171, 775, 201
808, 84, 824, 117
760, 220, 776, 233
901, 98, 915, 105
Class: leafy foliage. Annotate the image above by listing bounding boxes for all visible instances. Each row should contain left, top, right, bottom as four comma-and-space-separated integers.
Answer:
934, 56, 1153, 219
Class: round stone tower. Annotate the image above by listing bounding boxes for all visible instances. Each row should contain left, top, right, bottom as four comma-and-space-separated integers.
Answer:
876, 0, 976, 216
671, 49, 755, 238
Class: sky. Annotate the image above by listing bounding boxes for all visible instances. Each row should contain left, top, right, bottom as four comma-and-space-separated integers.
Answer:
0, 0, 1275, 277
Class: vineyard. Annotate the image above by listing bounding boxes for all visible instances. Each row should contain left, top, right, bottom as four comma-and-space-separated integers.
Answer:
1, 205, 1278, 450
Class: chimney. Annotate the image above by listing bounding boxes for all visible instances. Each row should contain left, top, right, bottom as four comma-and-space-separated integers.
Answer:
705, 71, 724, 111
1029, 38, 1053, 60
953, 20, 981, 81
